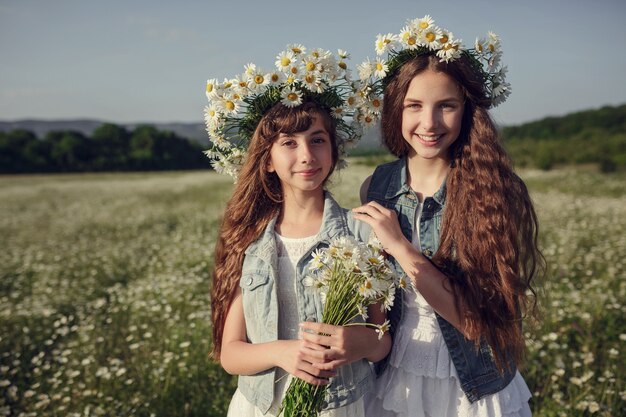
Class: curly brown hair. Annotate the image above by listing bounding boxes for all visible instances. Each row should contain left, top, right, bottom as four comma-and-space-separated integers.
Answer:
210, 101, 339, 360
382, 54, 543, 369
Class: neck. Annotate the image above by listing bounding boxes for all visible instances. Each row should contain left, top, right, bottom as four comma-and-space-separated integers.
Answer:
406, 153, 450, 199
275, 187, 325, 238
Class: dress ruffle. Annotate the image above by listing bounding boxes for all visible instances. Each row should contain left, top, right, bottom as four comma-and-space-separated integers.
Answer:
365, 290, 532, 417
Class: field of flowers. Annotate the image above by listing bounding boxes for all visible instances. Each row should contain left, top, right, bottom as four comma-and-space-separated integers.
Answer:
1, 164, 624, 416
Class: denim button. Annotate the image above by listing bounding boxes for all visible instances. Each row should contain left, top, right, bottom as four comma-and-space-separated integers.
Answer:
423, 249, 433, 257
246, 277, 253, 285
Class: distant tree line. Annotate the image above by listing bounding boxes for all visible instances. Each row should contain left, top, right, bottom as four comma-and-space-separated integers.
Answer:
0, 124, 212, 173
501, 104, 626, 172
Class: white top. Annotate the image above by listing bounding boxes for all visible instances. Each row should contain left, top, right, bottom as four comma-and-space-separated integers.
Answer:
364, 199, 532, 417
227, 233, 365, 417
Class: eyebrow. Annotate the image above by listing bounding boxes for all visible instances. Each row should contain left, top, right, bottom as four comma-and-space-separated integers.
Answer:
309, 129, 329, 136
403, 97, 462, 103
279, 129, 329, 138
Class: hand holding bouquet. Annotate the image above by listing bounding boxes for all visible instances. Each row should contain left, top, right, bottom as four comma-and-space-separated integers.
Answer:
280, 235, 403, 417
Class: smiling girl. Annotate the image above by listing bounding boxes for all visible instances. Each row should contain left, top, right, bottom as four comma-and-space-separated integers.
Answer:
206, 46, 391, 417
353, 17, 544, 417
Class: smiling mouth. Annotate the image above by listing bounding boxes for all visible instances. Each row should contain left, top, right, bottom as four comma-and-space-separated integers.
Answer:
417, 134, 443, 142
296, 168, 321, 176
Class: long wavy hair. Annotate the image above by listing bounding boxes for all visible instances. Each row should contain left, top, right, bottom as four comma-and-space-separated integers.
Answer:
382, 54, 544, 369
210, 101, 339, 360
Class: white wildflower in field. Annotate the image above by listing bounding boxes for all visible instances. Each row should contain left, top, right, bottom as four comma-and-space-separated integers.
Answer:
0, 167, 624, 416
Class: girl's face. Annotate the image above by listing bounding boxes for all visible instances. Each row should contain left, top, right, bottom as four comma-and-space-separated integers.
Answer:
267, 115, 333, 195
401, 69, 464, 164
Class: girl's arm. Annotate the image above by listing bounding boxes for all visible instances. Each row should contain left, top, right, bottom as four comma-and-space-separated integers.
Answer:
352, 201, 467, 335
220, 287, 335, 385
298, 302, 392, 370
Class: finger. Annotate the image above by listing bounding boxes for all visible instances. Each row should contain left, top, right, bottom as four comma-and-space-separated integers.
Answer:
352, 204, 383, 218
299, 321, 338, 335
293, 369, 332, 386
300, 339, 328, 352
300, 336, 332, 353
298, 361, 336, 379
312, 358, 347, 371
302, 332, 336, 349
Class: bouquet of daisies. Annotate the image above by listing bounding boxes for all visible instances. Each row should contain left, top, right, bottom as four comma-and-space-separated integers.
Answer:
280, 236, 403, 417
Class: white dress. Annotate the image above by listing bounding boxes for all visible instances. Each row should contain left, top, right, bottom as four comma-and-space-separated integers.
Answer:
227, 233, 365, 417
364, 200, 532, 417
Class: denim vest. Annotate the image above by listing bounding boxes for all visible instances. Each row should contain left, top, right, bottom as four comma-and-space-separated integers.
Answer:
238, 192, 374, 413
367, 157, 516, 403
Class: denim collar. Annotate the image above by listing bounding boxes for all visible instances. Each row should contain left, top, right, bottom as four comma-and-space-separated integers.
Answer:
385, 157, 447, 206
245, 191, 345, 263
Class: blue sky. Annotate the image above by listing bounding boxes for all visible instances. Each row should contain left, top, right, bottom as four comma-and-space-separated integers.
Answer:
1, 0, 625, 127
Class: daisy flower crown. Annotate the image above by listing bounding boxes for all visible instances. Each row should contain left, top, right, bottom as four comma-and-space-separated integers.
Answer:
203, 45, 370, 180
355, 15, 511, 125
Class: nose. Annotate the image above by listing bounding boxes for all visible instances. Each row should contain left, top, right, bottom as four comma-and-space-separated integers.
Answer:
298, 142, 316, 163
421, 106, 440, 131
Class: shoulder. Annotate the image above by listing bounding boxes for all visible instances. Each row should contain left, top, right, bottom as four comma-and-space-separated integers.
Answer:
359, 175, 373, 204
346, 210, 372, 243
359, 159, 403, 203
363, 158, 404, 200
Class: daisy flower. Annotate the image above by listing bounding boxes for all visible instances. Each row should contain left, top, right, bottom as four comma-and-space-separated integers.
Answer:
209, 133, 230, 150
362, 112, 377, 130
366, 95, 383, 114
375, 33, 397, 55
280, 86, 303, 107
287, 43, 306, 55
275, 50, 296, 72
474, 37, 487, 54
203, 105, 222, 128
243, 63, 257, 78
399, 26, 419, 50
331, 107, 345, 119
337, 49, 350, 59
287, 65, 300, 77
309, 47, 330, 60
358, 278, 377, 298
216, 94, 241, 114
421, 26, 443, 50
231, 75, 250, 94
303, 73, 323, 93
382, 290, 396, 312
373, 58, 388, 79
357, 304, 369, 320
248, 68, 269, 91
345, 93, 359, 109
436, 39, 463, 62
412, 15, 435, 32
267, 71, 284, 86
311, 248, 327, 269
375, 320, 391, 340
302, 56, 320, 74
205, 78, 219, 99
357, 58, 375, 81
486, 31, 501, 52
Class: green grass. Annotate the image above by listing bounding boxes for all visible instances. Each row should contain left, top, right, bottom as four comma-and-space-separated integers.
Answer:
0, 164, 624, 416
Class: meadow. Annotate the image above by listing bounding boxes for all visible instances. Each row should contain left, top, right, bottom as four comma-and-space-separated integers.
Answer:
0, 162, 624, 416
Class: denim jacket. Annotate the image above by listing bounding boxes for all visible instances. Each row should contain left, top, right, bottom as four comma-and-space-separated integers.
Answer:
238, 192, 374, 413
366, 157, 516, 403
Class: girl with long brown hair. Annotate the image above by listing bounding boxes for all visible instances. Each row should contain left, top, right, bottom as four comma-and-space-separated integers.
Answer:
352, 16, 543, 417
207, 46, 391, 417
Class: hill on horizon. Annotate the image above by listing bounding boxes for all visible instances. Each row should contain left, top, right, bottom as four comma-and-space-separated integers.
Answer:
1, 102, 624, 153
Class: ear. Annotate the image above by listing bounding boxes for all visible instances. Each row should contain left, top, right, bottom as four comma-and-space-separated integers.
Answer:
267, 160, 275, 173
